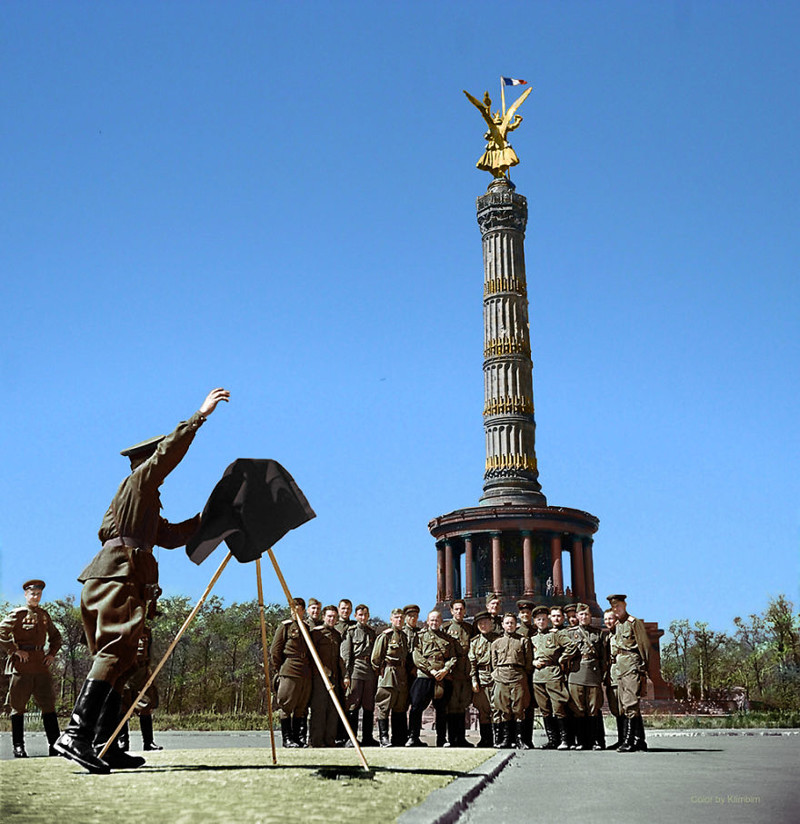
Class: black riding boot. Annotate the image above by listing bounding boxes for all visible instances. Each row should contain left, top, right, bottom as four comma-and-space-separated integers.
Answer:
478, 723, 494, 748
391, 711, 408, 747
361, 710, 379, 746
540, 716, 558, 749
593, 714, 606, 750
280, 717, 298, 748
618, 716, 636, 752
444, 713, 458, 747
140, 714, 163, 751
117, 720, 130, 752
564, 714, 577, 749
94, 690, 146, 769
405, 708, 426, 747
608, 715, 624, 749
519, 716, 534, 749
54, 678, 113, 774
295, 715, 308, 748
42, 711, 60, 756
632, 715, 648, 751
577, 716, 593, 750
344, 711, 359, 747
378, 718, 392, 747
11, 714, 26, 758
556, 717, 570, 750
435, 708, 448, 747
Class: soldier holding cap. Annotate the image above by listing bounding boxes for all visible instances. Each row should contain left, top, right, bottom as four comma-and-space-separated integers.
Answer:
468, 611, 498, 747
607, 594, 650, 752
271, 597, 312, 748
442, 599, 476, 747
371, 608, 410, 747
55, 388, 230, 774
0, 579, 62, 757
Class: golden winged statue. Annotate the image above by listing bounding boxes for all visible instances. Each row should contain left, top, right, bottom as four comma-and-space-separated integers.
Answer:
464, 87, 532, 179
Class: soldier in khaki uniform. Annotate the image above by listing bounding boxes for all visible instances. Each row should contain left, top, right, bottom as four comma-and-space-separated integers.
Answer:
407, 610, 457, 747
531, 605, 572, 749
603, 608, 624, 749
564, 604, 579, 628
309, 605, 344, 747
119, 624, 162, 752
608, 594, 650, 752
305, 598, 322, 630
270, 597, 312, 748
442, 599, 476, 747
55, 387, 229, 775
550, 604, 577, 748
371, 608, 410, 747
0, 580, 62, 757
341, 604, 379, 746
565, 603, 607, 750
491, 613, 533, 749
468, 611, 498, 747
485, 592, 503, 633
515, 599, 536, 748
399, 604, 421, 745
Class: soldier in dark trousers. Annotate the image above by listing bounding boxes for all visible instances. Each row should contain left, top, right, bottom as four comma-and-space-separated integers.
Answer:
341, 604, 378, 746
531, 605, 572, 749
407, 610, 456, 747
491, 613, 533, 749
550, 605, 578, 748
119, 624, 162, 752
0, 580, 62, 757
371, 608, 410, 747
603, 608, 624, 749
468, 611, 498, 747
55, 388, 229, 774
270, 597, 312, 747
565, 603, 607, 749
608, 594, 650, 752
399, 604, 421, 746
515, 599, 536, 748
333, 599, 356, 745
309, 605, 344, 747
442, 599, 476, 747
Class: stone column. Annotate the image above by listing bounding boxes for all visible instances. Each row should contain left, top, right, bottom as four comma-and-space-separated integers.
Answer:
444, 540, 454, 601
478, 179, 546, 506
491, 532, 503, 594
464, 534, 474, 598
521, 530, 534, 596
571, 536, 586, 600
550, 534, 563, 596
436, 543, 445, 602
583, 539, 596, 601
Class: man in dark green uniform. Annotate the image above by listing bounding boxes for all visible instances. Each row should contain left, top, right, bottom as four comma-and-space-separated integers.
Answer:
442, 598, 476, 747
341, 603, 379, 746
0, 580, 62, 757
335, 599, 356, 638
309, 605, 344, 747
515, 599, 536, 748
271, 597, 312, 748
305, 598, 322, 630
407, 610, 457, 747
549, 604, 578, 748
532, 605, 572, 749
491, 613, 533, 749
565, 603, 607, 749
608, 594, 650, 752
398, 604, 421, 746
371, 608, 409, 747
56, 388, 230, 774
468, 611, 498, 747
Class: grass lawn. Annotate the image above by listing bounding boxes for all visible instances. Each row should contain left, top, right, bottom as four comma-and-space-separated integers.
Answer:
0, 747, 493, 824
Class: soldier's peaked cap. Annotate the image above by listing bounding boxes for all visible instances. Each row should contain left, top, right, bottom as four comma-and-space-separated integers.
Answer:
607, 594, 627, 603
532, 605, 549, 617
23, 579, 45, 590
391, 607, 404, 617
563, 603, 577, 613
576, 603, 590, 612
516, 599, 535, 610
403, 604, 420, 615
120, 435, 165, 458
474, 610, 492, 623
485, 592, 501, 604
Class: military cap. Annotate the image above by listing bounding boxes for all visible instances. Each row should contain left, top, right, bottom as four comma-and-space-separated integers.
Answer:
307, 597, 321, 606
563, 603, 577, 614
390, 608, 404, 617
532, 605, 550, 617
575, 602, 590, 612
120, 435, 165, 459
23, 579, 45, 590
485, 592, 501, 604
473, 610, 492, 623
403, 604, 420, 615
606, 594, 627, 603
516, 599, 535, 611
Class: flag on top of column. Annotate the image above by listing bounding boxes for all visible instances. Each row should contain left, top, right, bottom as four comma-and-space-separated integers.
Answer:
502, 77, 527, 86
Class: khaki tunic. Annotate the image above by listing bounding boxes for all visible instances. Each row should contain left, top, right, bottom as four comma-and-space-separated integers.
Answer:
566, 625, 606, 717
309, 625, 343, 747
0, 605, 62, 715
613, 614, 650, 718
341, 623, 377, 712
491, 633, 532, 720
603, 630, 620, 716
468, 631, 498, 723
531, 628, 571, 718
371, 627, 409, 718
442, 618, 476, 714
412, 629, 456, 680
270, 619, 312, 718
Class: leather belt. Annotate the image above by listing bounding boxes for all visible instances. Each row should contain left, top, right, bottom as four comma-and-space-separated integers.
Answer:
102, 537, 153, 553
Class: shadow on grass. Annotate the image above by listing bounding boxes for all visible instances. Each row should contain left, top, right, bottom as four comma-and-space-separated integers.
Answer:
94, 763, 483, 779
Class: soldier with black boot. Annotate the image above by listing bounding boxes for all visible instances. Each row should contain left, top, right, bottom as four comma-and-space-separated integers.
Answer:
490, 613, 533, 749
531, 605, 571, 750
371, 608, 410, 747
608, 594, 650, 752
271, 598, 312, 748
442, 599, 476, 747
120, 624, 162, 752
468, 612, 498, 748
515, 599, 536, 748
603, 608, 624, 749
565, 603, 606, 750
341, 604, 379, 747
0, 580, 62, 757
55, 389, 230, 774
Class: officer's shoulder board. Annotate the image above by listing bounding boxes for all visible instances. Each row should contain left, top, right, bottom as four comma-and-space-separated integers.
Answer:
627, 616, 635, 624
382, 627, 395, 635
311, 624, 324, 632
281, 619, 293, 625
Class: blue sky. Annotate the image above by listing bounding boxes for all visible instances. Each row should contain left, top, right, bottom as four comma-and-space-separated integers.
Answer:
1, 1, 798, 634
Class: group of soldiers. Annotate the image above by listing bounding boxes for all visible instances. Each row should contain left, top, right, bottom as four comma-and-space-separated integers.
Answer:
270, 591, 651, 753
0, 579, 163, 759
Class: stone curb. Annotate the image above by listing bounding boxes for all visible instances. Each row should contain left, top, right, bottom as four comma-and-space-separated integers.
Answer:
397, 750, 515, 824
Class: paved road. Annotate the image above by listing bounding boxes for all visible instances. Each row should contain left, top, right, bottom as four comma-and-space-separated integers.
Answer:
459, 731, 799, 824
